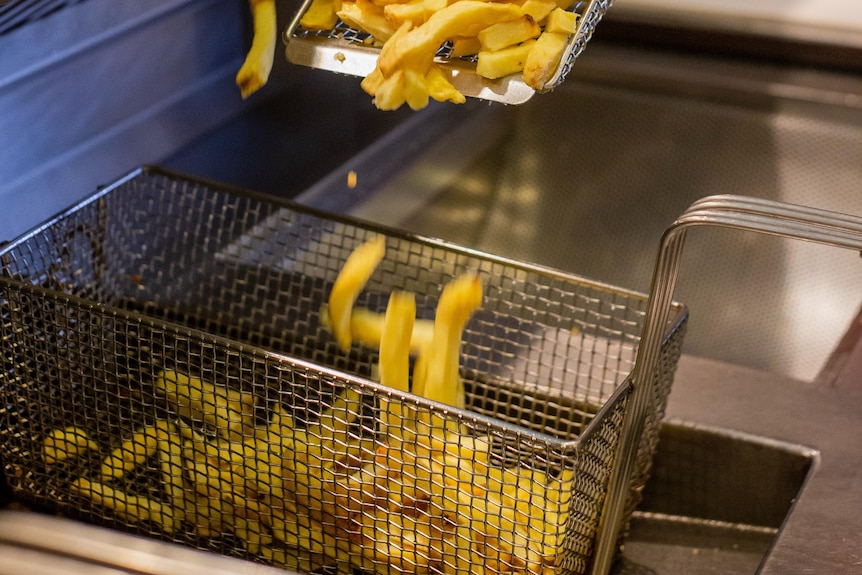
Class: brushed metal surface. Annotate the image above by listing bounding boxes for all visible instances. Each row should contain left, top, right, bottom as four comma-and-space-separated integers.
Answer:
326, 42, 862, 382
0, 511, 285, 575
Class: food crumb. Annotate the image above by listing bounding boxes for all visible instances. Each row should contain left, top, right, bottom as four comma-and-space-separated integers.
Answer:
347, 170, 358, 189
335, 52, 346, 63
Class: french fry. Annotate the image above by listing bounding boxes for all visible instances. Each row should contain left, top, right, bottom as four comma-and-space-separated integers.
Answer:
403, 68, 432, 111
478, 15, 540, 51
360, 506, 443, 572
378, 291, 416, 441
373, 68, 409, 111
190, 487, 233, 538
301, 0, 340, 30
42, 426, 99, 464
233, 514, 274, 555
236, 0, 277, 99
476, 40, 536, 79
360, 65, 387, 98
377, 1, 523, 76
338, 0, 398, 42
154, 369, 255, 441
422, 0, 447, 16
328, 235, 387, 351
343, 306, 435, 353
544, 6, 578, 33
425, 64, 467, 104
99, 421, 168, 481
449, 36, 482, 58
383, 0, 428, 27
299, 387, 365, 468
156, 424, 187, 525
417, 273, 483, 409
379, 292, 416, 395
71, 477, 181, 534
522, 30, 568, 90
440, 523, 476, 575
520, 0, 557, 23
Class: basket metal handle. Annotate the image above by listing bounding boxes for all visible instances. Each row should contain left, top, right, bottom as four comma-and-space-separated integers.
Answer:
590, 194, 862, 575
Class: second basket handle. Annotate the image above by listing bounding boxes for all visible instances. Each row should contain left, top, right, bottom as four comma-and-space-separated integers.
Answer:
590, 194, 862, 575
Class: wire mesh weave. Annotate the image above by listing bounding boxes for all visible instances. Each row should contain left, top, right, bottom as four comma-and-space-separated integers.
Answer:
0, 167, 686, 574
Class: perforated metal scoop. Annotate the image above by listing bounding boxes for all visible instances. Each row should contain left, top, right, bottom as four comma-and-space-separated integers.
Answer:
283, 0, 613, 105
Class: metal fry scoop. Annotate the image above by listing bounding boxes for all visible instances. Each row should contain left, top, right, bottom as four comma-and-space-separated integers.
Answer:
283, 0, 613, 105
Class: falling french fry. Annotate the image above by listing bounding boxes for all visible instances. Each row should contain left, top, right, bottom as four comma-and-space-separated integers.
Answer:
415, 272, 483, 409
328, 235, 386, 352
236, 0, 277, 99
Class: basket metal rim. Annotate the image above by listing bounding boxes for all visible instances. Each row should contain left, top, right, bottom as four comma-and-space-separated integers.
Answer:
1, 165, 683, 312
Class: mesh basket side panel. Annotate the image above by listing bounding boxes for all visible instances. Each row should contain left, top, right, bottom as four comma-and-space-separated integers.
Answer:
558, 389, 628, 575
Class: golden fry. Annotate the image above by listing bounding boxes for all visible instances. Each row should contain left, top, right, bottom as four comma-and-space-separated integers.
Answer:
378, 1, 523, 76
71, 477, 181, 534
99, 421, 167, 481
154, 369, 255, 441
378, 291, 416, 440
425, 64, 466, 104
301, 0, 340, 30
383, 0, 428, 27
379, 292, 415, 394
156, 427, 188, 525
327, 235, 386, 351
372, 68, 408, 111
449, 36, 482, 58
520, 0, 557, 23
403, 68, 432, 111
522, 30, 568, 90
544, 7, 578, 33
236, 0, 277, 99
338, 0, 398, 42
337, 306, 434, 353
476, 39, 536, 79
478, 15, 541, 52
42, 426, 98, 464
419, 273, 483, 409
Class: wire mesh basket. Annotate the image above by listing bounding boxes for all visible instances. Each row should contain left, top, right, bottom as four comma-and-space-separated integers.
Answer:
0, 167, 686, 575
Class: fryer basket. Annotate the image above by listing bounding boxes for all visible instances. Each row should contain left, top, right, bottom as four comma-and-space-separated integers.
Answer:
0, 167, 687, 574
283, 0, 613, 105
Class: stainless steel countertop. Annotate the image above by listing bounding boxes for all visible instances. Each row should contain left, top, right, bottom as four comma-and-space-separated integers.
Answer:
0, 510, 286, 575
661, 355, 862, 574
607, 0, 862, 50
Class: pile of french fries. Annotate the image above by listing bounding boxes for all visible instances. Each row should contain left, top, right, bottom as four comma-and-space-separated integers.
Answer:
41, 236, 578, 575
300, 0, 579, 110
